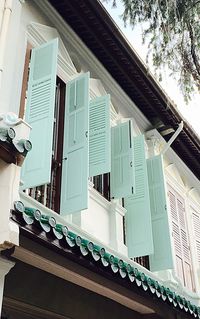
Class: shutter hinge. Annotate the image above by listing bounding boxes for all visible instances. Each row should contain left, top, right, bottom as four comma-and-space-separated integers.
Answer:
52, 159, 61, 170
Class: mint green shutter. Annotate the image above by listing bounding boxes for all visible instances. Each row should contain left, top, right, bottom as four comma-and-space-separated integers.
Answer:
147, 155, 173, 271
60, 72, 89, 215
89, 95, 110, 177
21, 39, 58, 189
124, 135, 153, 257
111, 120, 135, 198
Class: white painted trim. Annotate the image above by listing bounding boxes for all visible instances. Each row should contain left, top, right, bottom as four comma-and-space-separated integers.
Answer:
0, 0, 13, 89
0, 163, 20, 250
19, 191, 163, 281
89, 183, 111, 211
146, 129, 200, 192
0, 257, 15, 317
188, 189, 200, 209
161, 121, 183, 155
32, 0, 150, 133
165, 172, 186, 196
26, 22, 77, 83
18, 190, 200, 303
0, 257, 15, 278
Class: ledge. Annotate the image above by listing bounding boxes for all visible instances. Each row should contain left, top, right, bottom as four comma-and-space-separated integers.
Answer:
10, 202, 200, 318
0, 127, 31, 165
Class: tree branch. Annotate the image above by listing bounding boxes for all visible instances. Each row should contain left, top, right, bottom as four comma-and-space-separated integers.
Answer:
187, 22, 200, 78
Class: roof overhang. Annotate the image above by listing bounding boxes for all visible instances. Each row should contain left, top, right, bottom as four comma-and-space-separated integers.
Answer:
46, 0, 200, 180
5, 208, 199, 319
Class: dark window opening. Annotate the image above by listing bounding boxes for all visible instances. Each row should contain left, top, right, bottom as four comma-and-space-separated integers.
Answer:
27, 77, 65, 213
134, 256, 150, 270
92, 173, 110, 201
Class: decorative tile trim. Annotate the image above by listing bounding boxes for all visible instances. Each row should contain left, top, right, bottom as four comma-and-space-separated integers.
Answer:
11, 201, 200, 318
0, 126, 31, 164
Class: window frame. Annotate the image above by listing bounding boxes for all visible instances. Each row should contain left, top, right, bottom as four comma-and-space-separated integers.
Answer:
167, 184, 195, 291
20, 42, 66, 213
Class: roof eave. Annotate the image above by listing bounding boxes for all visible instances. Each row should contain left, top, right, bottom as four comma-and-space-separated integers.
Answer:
47, 0, 200, 180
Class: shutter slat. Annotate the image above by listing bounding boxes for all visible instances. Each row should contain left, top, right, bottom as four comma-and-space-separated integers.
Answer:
124, 135, 153, 257
192, 210, 200, 264
147, 155, 173, 271
110, 120, 135, 198
21, 39, 58, 189
169, 191, 178, 222
60, 72, 89, 215
172, 222, 182, 256
177, 199, 186, 228
89, 95, 110, 177
168, 185, 193, 289
196, 241, 200, 263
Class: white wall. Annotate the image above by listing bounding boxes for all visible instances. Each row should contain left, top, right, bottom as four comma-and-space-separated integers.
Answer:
0, 0, 22, 114
2, 0, 200, 304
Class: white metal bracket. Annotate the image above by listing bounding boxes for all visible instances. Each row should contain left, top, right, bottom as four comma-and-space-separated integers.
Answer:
161, 121, 184, 155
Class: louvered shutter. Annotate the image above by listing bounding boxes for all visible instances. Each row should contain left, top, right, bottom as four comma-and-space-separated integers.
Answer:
21, 39, 58, 189
60, 72, 89, 215
110, 120, 135, 198
192, 210, 200, 264
124, 135, 153, 257
89, 95, 110, 177
168, 187, 194, 290
169, 191, 185, 283
147, 155, 173, 271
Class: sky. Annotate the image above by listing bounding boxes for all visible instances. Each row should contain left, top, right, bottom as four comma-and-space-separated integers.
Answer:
101, 1, 200, 136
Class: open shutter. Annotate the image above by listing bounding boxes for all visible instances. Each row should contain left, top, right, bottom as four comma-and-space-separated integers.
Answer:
110, 120, 134, 199
21, 39, 58, 189
124, 135, 153, 257
89, 95, 110, 177
60, 72, 89, 215
147, 155, 173, 271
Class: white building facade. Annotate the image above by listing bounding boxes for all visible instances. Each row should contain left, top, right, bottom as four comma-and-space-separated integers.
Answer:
0, 1, 200, 318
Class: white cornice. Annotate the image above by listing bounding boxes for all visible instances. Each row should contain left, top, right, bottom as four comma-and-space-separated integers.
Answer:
32, 0, 150, 133
0, 257, 15, 277
27, 22, 77, 82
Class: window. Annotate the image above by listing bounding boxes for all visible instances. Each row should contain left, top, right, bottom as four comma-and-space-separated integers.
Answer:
19, 43, 32, 119
20, 39, 115, 215
124, 135, 153, 262
92, 173, 110, 201
26, 77, 65, 213
134, 256, 150, 269
146, 155, 173, 272
20, 41, 65, 213
168, 187, 194, 291
191, 207, 200, 265
20, 38, 153, 273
